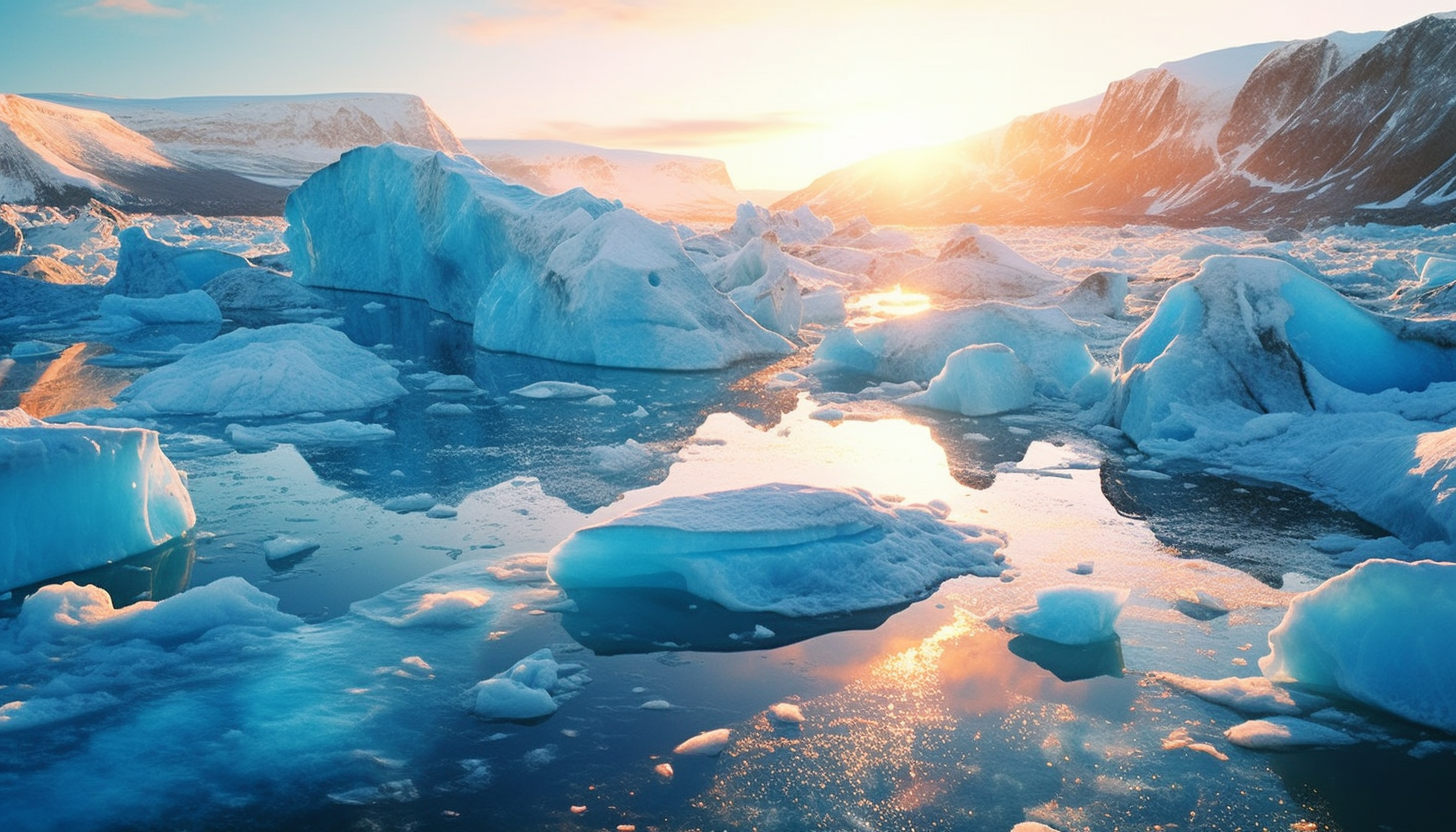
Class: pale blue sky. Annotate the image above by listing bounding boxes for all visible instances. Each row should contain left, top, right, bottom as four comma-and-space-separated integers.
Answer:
3, 1, 1451, 189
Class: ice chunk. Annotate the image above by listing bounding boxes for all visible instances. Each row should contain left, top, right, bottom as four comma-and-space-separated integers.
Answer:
640, 699, 673, 710
425, 402, 472, 417
467, 648, 590, 720
901, 225, 1067, 300
1223, 717, 1358, 750
1115, 255, 1456, 443
383, 493, 436, 513
14, 576, 296, 645
547, 483, 1006, 616
900, 343, 1035, 416
224, 420, 394, 451
726, 202, 833, 246
511, 381, 604, 399
768, 702, 805, 724
1260, 559, 1456, 733
814, 302, 1104, 400
116, 323, 406, 417
727, 270, 803, 339
107, 226, 252, 298
673, 727, 731, 756
1059, 270, 1129, 318
988, 585, 1129, 645
285, 144, 791, 370
98, 289, 222, 326
1, 409, 194, 591
1151, 672, 1327, 716
262, 536, 318, 562
202, 267, 321, 312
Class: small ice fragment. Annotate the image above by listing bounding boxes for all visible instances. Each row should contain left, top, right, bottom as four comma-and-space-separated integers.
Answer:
263, 536, 319, 561
628, 406, 648, 418
752, 624, 775, 639
425, 402, 472, 417
809, 407, 844, 422
674, 728, 731, 756
582, 394, 616, 407
570, 805, 587, 814
768, 702, 805, 724
424, 374, 477, 392
640, 700, 672, 710
1070, 561, 1094, 575
426, 505, 458, 519
654, 762, 674, 779
384, 493, 436, 513
363, 301, 386, 311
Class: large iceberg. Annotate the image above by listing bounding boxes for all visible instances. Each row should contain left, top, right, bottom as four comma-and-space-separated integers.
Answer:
900, 225, 1068, 300
547, 482, 1006, 616
1115, 255, 1456, 444
116, 323, 406, 417
1261, 559, 1456, 734
0, 408, 195, 591
285, 144, 792, 370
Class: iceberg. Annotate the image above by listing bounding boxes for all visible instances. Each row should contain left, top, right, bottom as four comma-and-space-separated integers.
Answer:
0, 408, 195, 591
814, 303, 1105, 399
116, 323, 406, 417
725, 202, 833, 246
900, 343, 1036, 416
547, 483, 1006, 616
1261, 559, 1456, 734
98, 288, 222, 326
1115, 255, 1456, 444
106, 226, 253, 298
285, 144, 792, 370
988, 585, 1129, 645
900, 225, 1068, 300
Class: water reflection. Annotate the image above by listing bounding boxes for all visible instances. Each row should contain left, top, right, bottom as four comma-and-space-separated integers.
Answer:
1006, 634, 1125, 682
559, 586, 905, 654
0, 535, 195, 614
14, 343, 139, 418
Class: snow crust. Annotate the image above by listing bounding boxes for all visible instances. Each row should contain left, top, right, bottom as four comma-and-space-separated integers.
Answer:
286, 144, 791, 370
548, 483, 1005, 616
0, 409, 195, 590
1261, 559, 1456, 733
116, 323, 406, 417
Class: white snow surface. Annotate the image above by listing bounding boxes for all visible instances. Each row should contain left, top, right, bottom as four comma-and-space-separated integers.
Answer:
286, 144, 791, 370
0, 408, 195, 591
547, 482, 1006, 616
116, 323, 407, 417
0, 94, 175, 204
1261, 559, 1456, 734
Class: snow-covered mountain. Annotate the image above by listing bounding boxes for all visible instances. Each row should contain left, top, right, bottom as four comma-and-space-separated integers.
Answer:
0, 93, 465, 214
465, 139, 745, 224
0, 93, 288, 214
30, 92, 464, 188
779, 14, 1454, 228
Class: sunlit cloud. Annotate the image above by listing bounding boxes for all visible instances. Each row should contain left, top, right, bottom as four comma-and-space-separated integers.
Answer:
528, 113, 823, 149
71, 0, 193, 17
453, 0, 968, 41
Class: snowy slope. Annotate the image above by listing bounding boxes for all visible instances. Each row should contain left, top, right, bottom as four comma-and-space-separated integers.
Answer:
778, 17, 1454, 228
465, 139, 744, 224
0, 94, 174, 205
32, 92, 464, 187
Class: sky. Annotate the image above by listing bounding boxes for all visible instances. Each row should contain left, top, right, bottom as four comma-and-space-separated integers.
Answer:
2, 1, 1453, 191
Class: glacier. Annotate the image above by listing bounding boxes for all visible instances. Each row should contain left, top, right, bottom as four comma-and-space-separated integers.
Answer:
284, 144, 793, 370
0, 408, 194, 591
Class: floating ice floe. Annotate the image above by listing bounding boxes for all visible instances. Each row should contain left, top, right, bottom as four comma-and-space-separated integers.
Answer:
1261, 559, 1456, 734
510, 381, 605, 400
900, 343, 1035, 416
467, 648, 590, 721
673, 727, 732, 756
0, 408, 194, 591
547, 482, 1006, 616
98, 289, 222, 326
1223, 716, 1359, 750
988, 585, 1129, 645
116, 323, 407, 417
201, 267, 321, 313
285, 144, 792, 370
224, 420, 394, 451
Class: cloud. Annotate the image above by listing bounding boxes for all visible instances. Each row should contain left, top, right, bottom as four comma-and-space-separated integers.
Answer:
528, 114, 822, 149
72, 0, 192, 17
454, 0, 687, 40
